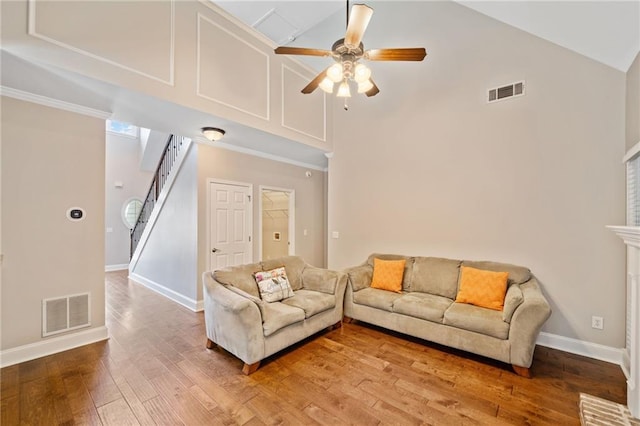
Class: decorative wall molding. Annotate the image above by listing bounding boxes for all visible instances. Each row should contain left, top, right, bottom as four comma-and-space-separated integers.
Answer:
281, 64, 327, 142
0, 326, 109, 368
536, 331, 624, 366
196, 13, 270, 121
27, 0, 175, 85
0, 86, 111, 119
129, 273, 202, 312
105, 264, 129, 272
624, 141, 640, 163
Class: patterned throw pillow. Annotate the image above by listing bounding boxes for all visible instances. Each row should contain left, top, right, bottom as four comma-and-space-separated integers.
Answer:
370, 258, 406, 293
254, 267, 295, 302
455, 266, 509, 311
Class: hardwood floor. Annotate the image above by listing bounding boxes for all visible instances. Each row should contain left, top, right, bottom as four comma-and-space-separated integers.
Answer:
1, 270, 627, 425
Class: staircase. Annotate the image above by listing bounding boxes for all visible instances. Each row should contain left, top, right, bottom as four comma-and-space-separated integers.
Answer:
130, 134, 192, 262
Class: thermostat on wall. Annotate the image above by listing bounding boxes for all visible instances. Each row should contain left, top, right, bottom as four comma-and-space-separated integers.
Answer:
66, 207, 85, 221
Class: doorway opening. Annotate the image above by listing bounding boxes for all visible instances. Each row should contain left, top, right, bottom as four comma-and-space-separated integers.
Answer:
259, 187, 295, 261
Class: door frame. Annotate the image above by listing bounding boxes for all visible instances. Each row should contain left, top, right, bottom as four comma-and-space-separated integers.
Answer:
206, 178, 253, 271
258, 185, 295, 261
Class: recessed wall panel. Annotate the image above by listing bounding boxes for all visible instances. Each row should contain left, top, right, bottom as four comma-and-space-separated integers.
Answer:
281, 65, 326, 142
28, 0, 174, 84
197, 14, 269, 120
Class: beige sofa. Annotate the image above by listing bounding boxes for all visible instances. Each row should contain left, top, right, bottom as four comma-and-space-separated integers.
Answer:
203, 256, 347, 374
344, 254, 551, 377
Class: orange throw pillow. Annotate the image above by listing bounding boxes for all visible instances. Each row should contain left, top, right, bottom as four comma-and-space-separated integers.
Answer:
370, 258, 405, 293
455, 266, 509, 311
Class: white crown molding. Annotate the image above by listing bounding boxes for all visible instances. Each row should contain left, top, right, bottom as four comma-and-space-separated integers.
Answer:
206, 139, 327, 172
1, 86, 112, 120
623, 141, 640, 163
536, 331, 623, 366
0, 326, 109, 368
105, 264, 129, 272
607, 226, 640, 248
129, 273, 202, 312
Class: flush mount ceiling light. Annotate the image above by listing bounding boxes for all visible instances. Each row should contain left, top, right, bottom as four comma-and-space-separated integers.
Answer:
274, 0, 427, 107
201, 127, 225, 142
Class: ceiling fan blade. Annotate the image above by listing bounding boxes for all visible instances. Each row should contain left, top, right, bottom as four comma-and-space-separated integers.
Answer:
274, 47, 333, 57
365, 79, 380, 97
365, 48, 427, 61
344, 4, 374, 48
301, 67, 331, 94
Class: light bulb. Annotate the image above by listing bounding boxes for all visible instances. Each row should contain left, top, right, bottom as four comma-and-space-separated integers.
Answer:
354, 63, 372, 83
318, 77, 334, 93
336, 80, 351, 98
327, 63, 343, 83
357, 79, 374, 93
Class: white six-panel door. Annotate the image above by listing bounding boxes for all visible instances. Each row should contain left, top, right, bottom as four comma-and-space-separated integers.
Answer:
209, 181, 253, 270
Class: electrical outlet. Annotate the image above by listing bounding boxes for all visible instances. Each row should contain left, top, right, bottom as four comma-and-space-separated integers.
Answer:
591, 316, 604, 330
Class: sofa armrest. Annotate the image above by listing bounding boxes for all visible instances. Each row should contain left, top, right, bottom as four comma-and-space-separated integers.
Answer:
508, 277, 552, 368
302, 266, 341, 294
344, 264, 373, 292
202, 272, 265, 365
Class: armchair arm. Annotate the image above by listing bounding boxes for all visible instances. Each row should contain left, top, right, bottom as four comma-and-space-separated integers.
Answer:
508, 277, 552, 368
344, 264, 373, 292
202, 272, 265, 365
301, 266, 340, 294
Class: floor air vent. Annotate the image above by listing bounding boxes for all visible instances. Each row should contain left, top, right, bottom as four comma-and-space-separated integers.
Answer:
42, 293, 91, 337
488, 81, 525, 103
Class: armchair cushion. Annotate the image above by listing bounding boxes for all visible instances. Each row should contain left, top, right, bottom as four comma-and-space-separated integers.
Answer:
393, 293, 453, 323
353, 287, 403, 312
214, 263, 262, 298
261, 303, 305, 337
444, 303, 510, 340
282, 290, 335, 318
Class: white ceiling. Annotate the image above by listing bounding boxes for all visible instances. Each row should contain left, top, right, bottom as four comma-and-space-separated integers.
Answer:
216, 0, 640, 72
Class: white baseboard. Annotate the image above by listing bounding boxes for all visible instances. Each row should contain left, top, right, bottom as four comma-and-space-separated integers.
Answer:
129, 273, 203, 312
105, 263, 129, 272
536, 331, 623, 366
0, 326, 109, 368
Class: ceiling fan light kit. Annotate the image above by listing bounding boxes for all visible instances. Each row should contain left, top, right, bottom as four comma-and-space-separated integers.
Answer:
274, 0, 427, 107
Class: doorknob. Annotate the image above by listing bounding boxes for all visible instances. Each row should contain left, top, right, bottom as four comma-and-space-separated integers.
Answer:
212, 248, 220, 253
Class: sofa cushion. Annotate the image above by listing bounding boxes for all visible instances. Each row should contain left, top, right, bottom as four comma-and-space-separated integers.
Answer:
262, 256, 306, 290
367, 254, 413, 291
443, 302, 510, 340
260, 302, 305, 337
392, 293, 453, 323
462, 260, 531, 285
282, 289, 335, 318
455, 266, 509, 311
214, 263, 262, 299
371, 258, 405, 293
254, 267, 294, 302
411, 257, 461, 299
302, 266, 338, 294
502, 284, 524, 323
346, 265, 373, 292
352, 287, 403, 312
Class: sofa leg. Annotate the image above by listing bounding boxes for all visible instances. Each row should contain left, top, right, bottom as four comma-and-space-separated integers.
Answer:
242, 361, 260, 375
206, 338, 216, 350
512, 365, 531, 378
343, 316, 353, 324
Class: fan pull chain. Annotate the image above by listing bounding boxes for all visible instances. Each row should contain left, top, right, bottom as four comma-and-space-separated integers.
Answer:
344, 98, 349, 111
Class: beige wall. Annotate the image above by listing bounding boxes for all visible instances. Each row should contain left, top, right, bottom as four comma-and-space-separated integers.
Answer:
328, 2, 626, 347
105, 131, 153, 267
1, 97, 105, 350
197, 144, 326, 299
627, 53, 640, 151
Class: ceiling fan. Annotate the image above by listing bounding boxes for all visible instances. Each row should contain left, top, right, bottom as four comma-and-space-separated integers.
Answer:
273, 0, 426, 99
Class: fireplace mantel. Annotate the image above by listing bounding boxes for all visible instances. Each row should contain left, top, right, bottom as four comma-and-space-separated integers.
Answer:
608, 225, 640, 419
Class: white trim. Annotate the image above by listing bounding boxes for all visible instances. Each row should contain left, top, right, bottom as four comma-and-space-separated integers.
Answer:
206, 179, 254, 272
281, 64, 327, 142
129, 138, 194, 270
624, 141, 640, 163
536, 331, 624, 366
208, 139, 327, 171
196, 13, 270, 121
0, 326, 108, 368
28, 0, 175, 86
129, 273, 202, 312
258, 186, 295, 261
105, 263, 129, 272
607, 226, 640, 248
0, 86, 111, 119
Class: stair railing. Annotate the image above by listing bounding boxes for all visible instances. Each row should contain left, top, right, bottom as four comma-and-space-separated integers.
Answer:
130, 134, 184, 258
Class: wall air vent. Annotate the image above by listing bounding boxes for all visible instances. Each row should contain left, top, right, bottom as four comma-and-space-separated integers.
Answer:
488, 81, 525, 103
42, 293, 91, 337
